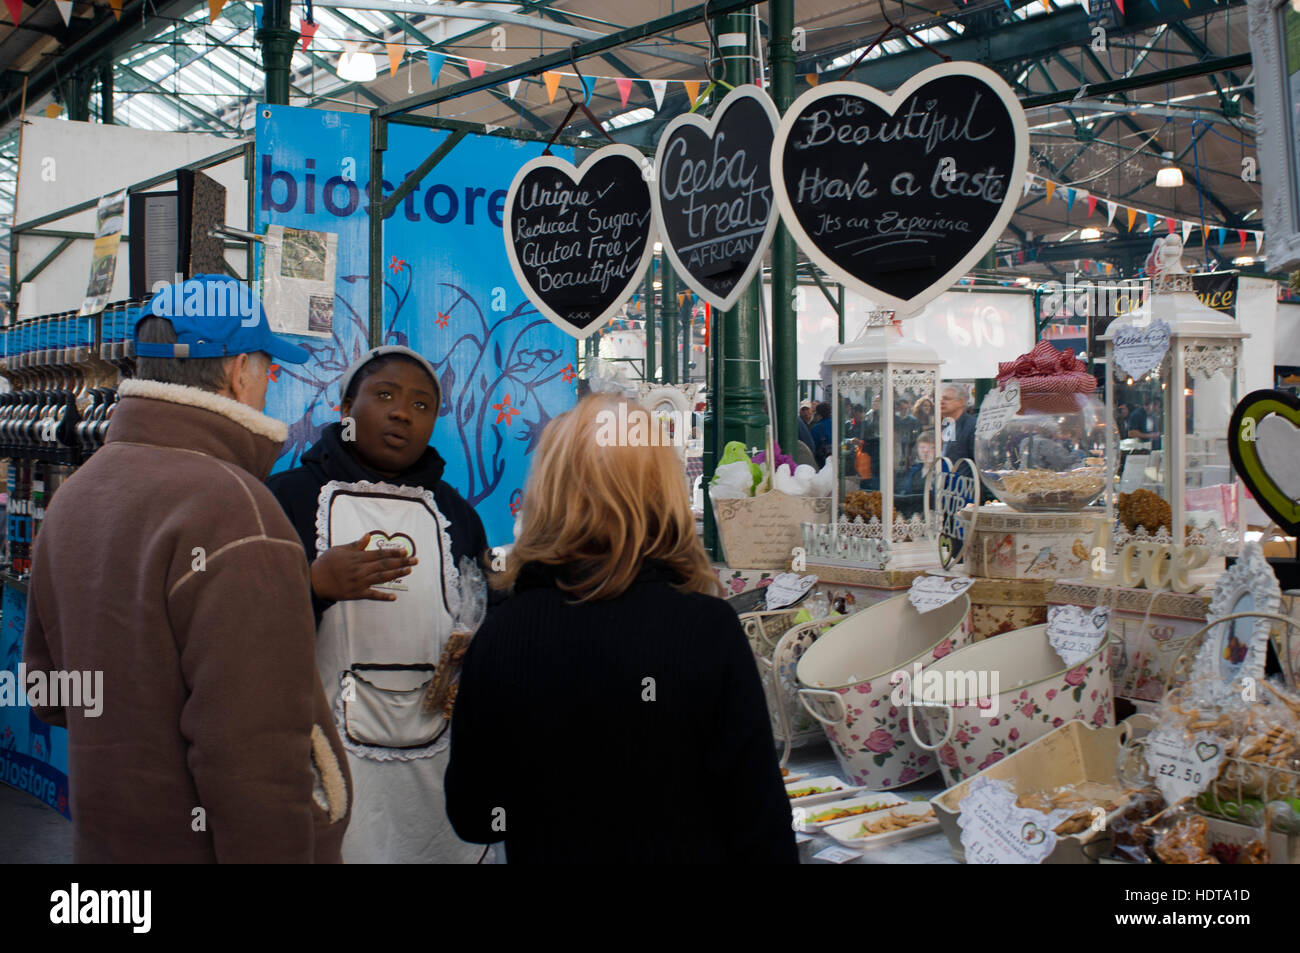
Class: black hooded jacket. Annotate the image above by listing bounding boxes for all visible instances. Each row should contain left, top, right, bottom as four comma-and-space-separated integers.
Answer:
267, 421, 490, 622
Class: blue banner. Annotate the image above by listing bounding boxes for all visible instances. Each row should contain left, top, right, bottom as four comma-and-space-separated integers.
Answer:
0, 581, 70, 817
255, 106, 577, 545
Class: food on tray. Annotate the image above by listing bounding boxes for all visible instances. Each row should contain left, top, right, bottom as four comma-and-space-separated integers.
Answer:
981, 466, 1106, 509
808, 801, 895, 824
1110, 790, 1165, 862
855, 806, 934, 836
786, 784, 837, 799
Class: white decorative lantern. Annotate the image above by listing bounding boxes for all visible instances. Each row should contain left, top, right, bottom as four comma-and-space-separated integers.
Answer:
803, 311, 942, 569
1101, 235, 1247, 566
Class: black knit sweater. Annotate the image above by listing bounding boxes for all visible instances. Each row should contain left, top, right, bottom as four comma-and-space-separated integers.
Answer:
444, 560, 799, 864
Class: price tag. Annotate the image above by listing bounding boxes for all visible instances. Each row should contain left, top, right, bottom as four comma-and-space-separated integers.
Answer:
976, 379, 1021, 439
957, 777, 1069, 864
1113, 319, 1171, 380
812, 845, 861, 864
1046, 604, 1110, 667
1144, 729, 1225, 805
764, 572, 818, 611
908, 574, 975, 614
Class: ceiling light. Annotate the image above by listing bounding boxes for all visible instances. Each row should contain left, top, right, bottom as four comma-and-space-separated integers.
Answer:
1014, 276, 1032, 286
337, 50, 377, 83
653, 242, 663, 253
1080, 227, 1102, 240
1155, 152, 1183, 188
1233, 256, 1255, 266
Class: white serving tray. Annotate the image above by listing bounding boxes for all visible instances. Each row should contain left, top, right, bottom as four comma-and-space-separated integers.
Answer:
784, 775, 862, 807
797, 792, 907, 831
824, 802, 940, 849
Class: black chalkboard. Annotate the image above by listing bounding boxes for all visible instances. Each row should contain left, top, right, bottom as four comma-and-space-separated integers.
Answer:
653, 85, 779, 311
504, 144, 656, 339
772, 63, 1027, 315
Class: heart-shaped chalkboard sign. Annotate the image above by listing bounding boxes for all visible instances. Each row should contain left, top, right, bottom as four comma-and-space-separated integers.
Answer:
1229, 389, 1300, 535
652, 85, 780, 312
771, 62, 1028, 315
504, 143, 656, 339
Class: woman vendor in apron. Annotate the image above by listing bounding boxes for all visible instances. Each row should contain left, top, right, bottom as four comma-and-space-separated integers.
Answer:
269, 345, 491, 864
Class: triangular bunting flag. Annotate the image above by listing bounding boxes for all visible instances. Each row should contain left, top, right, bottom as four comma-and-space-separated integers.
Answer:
1066, 188, 1077, 211
1045, 180, 1057, 204
427, 52, 445, 86
683, 80, 701, 107
466, 59, 485, 79
3, 0, 21, 25
109, 0, 121, 19
300, 20, 318, 51
207, 0, 225, 22
1165, 217, 1175, 234
649, 79, 667, 111
385, 43, 403, 76
1217, 227, 1226, 246
806, 73, 820, 87
1115, 0, 1124, 12
1042, 0, 1050, 9
1087, 195, 1097, 217
45, 103, 62, 118
1255, 232, 1264, 254
507, 78, 521, 100
543, 71, 562, 103
1127, 207, 1137, 231
616, 77, 633, 108
1106, 263, 1113, 275
1106, 201, 1116, 226
1023, 172, 1035, 198
54, 0, 70, 25
1238, 229, 1247, 247
1145, 212, 1156, 232
580, 75, 596, 104
1182, 221, 1193, 243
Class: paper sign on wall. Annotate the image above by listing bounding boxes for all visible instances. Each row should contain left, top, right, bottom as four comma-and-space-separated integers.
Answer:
80, 189, 127, 317
262, 224, 339, 337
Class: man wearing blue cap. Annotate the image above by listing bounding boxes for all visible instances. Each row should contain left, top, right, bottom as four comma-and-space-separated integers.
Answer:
22, 275, 352, 863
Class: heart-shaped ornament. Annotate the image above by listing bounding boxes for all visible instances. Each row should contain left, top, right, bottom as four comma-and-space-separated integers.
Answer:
1111, 319, 1171, 381
503, 143, 656, 339
1229, 389, 1300, 535
771, 62, 1028, 315
652, 85, 780, 312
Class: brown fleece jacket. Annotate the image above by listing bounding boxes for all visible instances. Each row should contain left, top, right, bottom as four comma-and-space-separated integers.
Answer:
22, 379, 351, 863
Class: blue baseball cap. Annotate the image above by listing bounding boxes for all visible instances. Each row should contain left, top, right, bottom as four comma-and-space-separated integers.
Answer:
135, 274, 310, 365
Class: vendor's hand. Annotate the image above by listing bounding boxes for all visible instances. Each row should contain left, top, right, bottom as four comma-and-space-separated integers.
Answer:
310, 532, 417, 603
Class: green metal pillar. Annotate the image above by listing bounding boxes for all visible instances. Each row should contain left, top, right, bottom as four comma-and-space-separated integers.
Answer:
661, 250, 677, 385
644, 261, 656, 382
368, 114, 386, 346
769, 0, 798, 452
718, 8, 765, 452
257, 0, 298, 107
100, 62, 113, 124
64, 71, 92, 122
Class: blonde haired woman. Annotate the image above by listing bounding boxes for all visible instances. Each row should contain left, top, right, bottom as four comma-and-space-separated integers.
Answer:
445, 394, 797, 863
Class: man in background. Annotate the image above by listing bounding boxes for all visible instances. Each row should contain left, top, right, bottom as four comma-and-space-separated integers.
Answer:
940, 382, 976, 464
22, 275, 350, 862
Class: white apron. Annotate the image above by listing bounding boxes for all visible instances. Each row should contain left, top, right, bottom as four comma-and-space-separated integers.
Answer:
315, 480, 488, 864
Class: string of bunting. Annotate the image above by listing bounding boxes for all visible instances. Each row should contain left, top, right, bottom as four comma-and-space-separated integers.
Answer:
1018, 172, 1264, 262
